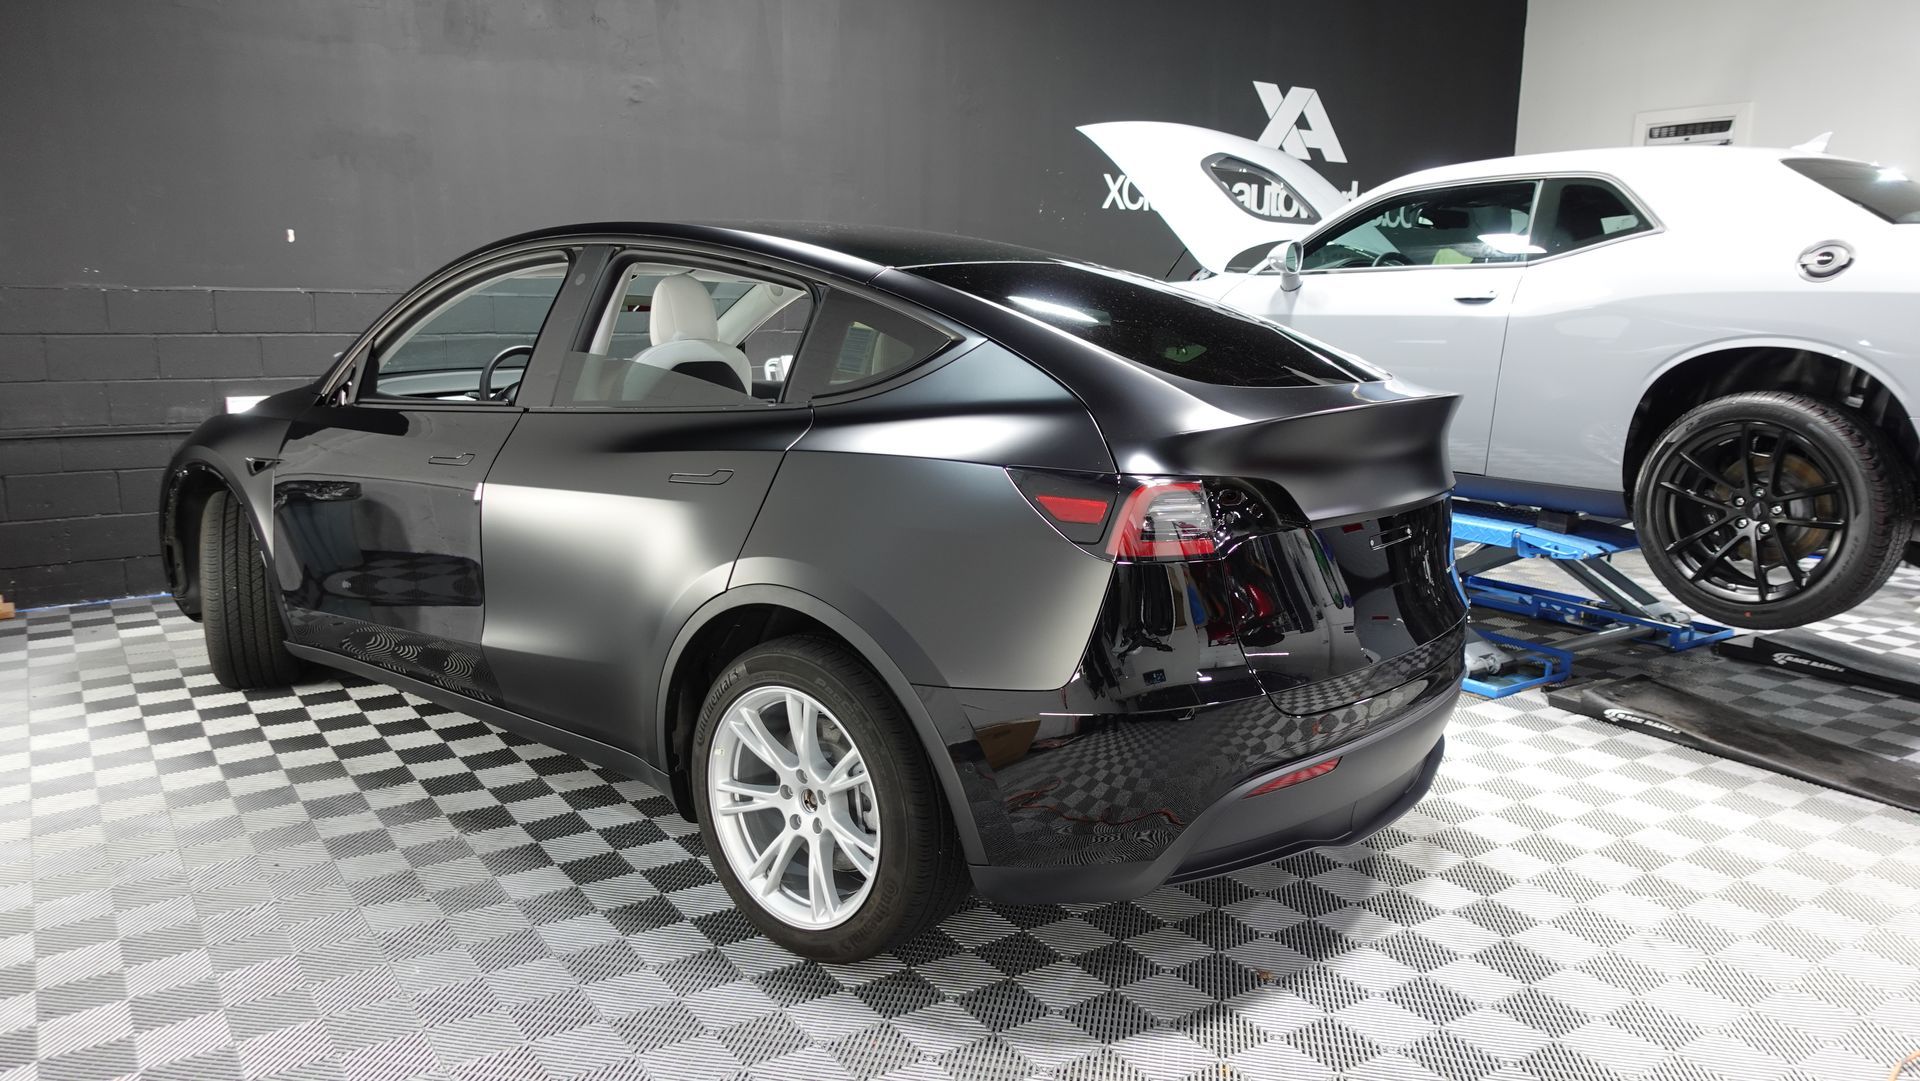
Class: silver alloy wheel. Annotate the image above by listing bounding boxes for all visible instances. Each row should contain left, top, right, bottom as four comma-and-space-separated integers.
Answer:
706, 684, 881, 930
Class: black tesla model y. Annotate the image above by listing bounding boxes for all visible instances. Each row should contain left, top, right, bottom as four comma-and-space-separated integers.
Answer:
161, 223, 1467, 961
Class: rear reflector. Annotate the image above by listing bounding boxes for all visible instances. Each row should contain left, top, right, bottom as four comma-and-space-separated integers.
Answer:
1243, 757, 1340, 797
1006, 467, 1118, 545
1035, 494, 1112, 524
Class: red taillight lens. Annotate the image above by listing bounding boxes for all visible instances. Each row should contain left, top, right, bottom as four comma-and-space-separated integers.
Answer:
1243, 757, 1340, 797
1007, 468, 1274, 561
1035, 494, 1112, 524
1108, 481, 1217, 560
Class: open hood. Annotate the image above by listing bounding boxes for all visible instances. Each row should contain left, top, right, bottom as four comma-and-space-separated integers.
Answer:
1079, 121, 1350, 274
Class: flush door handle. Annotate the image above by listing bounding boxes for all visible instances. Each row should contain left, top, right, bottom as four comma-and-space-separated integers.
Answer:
1453, 289, 1499, 304
429, 452, 476, 466
669, 469, 734, 485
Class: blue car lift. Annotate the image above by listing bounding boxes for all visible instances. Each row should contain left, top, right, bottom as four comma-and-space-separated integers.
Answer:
1452, 502, 1734, 697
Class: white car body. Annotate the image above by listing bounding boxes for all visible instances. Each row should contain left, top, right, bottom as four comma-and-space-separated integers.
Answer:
1082, 122, 1920, 516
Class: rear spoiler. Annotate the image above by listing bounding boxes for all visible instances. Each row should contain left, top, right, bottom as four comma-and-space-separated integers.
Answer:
1116, 380, 1459, 523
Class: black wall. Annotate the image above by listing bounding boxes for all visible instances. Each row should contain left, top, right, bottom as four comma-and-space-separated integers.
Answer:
0, 0, 1526, 606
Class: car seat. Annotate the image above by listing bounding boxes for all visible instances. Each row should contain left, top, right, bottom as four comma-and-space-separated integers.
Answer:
626, 274, 753, 394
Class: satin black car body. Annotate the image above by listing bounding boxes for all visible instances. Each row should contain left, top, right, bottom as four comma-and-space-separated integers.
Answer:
160, 222, 1466, 915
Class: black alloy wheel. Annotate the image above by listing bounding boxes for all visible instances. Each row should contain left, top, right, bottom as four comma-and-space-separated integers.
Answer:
1635, 392, 1910, 629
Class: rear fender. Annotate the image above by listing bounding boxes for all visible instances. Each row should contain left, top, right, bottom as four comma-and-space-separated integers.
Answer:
656, 583, 988, 863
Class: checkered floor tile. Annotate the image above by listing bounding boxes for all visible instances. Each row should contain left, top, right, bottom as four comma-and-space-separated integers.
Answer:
5, 588, 1920, 1081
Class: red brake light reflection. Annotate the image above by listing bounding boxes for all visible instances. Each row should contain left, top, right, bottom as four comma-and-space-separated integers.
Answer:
1034, 494, 1111, 524
1243, 757, 1340, 798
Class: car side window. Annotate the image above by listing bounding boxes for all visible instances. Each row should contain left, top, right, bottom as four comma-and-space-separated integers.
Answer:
740, 295, 815, 388
786, 291, 954, 400
1536, 179, 1651, 256
368, 259, 569, 401
1301, 181, 1539, 270
551, 257, 815, 408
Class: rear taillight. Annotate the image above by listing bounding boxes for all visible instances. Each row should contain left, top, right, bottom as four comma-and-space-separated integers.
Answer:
1107, 481, 1215, 560
1008, 469, 1303, 562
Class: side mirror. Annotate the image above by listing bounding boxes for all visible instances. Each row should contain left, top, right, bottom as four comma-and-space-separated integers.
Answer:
1264, 240, 1304, 292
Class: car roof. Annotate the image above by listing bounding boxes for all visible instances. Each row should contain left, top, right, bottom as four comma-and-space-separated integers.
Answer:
467, 220, 1064, 282
1371, 145, 1859, 196
705, 222, 1067, 267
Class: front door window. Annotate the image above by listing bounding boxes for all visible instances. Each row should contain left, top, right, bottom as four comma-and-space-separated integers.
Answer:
369, 260, 569, 401
1302, 181, 1540, 270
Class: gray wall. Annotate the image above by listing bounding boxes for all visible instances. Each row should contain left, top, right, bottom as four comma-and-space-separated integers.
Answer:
0, 0, 1526, 607
1518, 0, 1920, 166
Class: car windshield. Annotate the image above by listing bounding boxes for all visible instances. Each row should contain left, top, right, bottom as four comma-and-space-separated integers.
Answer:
912, 261, 1367, 387
1785, 157, 1920, 224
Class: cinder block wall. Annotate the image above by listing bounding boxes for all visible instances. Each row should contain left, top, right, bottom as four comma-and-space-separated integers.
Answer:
0, 287, 398, 607
2, 3, 1527, 612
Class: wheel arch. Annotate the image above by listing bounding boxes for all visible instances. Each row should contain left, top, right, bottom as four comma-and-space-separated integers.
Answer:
1623, 339, 1918, 495
160, 455, 263, 620
654, 584, 985, 863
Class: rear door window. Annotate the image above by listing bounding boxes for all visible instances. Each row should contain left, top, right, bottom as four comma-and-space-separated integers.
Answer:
551, 257, 815, 408
913, 261, 1366, 388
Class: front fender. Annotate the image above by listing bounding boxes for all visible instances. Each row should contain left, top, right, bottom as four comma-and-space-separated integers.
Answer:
160, 395, 307, 607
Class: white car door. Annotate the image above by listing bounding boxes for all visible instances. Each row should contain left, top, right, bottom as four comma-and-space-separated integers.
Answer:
1223, 180, 1541, 476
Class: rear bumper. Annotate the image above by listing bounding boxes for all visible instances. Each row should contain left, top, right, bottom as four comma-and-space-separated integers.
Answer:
966, 680, 1454, 904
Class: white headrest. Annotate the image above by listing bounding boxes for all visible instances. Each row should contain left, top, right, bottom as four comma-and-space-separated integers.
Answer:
650, 274, 718, 344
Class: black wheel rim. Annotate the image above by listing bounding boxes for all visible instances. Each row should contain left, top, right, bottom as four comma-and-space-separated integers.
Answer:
1647, 419, 1849, 607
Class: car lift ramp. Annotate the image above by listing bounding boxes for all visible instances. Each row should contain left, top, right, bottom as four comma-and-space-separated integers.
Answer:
1452, 501, 1734, 697
1715, 627, 1920, 698
1547, 675, 1920, 813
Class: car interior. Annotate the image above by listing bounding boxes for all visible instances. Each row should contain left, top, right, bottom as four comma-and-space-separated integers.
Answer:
367, 259, 816, 406
568, 261, 813, 406
1302, 182, 1539, 269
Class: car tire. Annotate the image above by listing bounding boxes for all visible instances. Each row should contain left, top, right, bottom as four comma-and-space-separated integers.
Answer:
1634, 391, 1912, 629
691, 635, 970, 962
200, 488, 305, 688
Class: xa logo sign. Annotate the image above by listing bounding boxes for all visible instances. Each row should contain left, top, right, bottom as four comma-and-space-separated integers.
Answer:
1088, 77, 1356, 215
1102, 172, 1151, 211
1253, 82, 1347, 163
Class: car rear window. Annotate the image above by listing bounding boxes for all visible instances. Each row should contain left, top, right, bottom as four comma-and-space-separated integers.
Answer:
1785, 158, 1920, 224
912, 262, 1366, 387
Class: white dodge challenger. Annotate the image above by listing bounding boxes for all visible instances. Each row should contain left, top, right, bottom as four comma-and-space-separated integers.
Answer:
1085, 122, 1920, 628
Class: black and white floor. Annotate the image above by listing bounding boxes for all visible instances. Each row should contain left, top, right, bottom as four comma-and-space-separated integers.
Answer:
6, 571, 1920, 1081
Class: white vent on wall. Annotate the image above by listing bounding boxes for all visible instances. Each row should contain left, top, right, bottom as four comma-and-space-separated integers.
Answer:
1633, 102, 1754, 147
